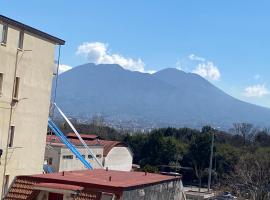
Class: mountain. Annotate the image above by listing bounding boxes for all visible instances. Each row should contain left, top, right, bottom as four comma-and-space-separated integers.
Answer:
52, 63, 270, 129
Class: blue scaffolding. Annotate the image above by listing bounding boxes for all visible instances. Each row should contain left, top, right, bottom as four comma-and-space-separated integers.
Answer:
48, 118, 93, 170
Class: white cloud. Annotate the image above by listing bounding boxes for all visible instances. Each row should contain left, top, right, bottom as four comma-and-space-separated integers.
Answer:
58, 64, 72, 74
244, 84, 269, 97
76, 42, 147, 72
189, 54, 206, 62
192, 62, 221, 81
144, 70, 157, 74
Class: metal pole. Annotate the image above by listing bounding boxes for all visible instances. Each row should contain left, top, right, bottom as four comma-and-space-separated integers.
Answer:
207, 130, 214, 192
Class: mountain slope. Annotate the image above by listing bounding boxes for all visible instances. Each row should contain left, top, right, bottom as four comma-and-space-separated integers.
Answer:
53, 63, 270, 129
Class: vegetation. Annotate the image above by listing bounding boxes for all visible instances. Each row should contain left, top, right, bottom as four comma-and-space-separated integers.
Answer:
56, 119, 270, 198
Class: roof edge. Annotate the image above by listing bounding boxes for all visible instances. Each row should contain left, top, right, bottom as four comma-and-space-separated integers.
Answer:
0, 15, 65, 45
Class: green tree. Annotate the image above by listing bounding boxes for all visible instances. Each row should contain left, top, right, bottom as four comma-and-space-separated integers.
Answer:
185, 132, 212, 190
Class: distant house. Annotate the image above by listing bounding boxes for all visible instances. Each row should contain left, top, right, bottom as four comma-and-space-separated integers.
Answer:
0, 15, 64, 197
45, 133, 133, 172
4, 169, 185, 200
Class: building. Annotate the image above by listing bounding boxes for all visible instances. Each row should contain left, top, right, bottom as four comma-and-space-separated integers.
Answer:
45, 133, 133, 172
0, 15, 65, 197
4, 169, 186, 200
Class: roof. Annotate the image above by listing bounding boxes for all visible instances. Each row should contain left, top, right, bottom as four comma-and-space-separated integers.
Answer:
47, 135, 126, 156
66, 133, 99, 140
4, 178, 38, 200
34, 182, 84, 191
5, 177, 99, 200
30, 169, 180, 189
0, 15, 65, 45
6, 170, 181, 199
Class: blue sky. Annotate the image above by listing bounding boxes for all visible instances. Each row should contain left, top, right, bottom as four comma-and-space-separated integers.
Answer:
1, 0, 270, 107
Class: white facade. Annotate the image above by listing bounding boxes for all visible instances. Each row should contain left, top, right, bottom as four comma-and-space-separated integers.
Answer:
104, 146, 133, 171
0, 16, 64, 197
45, 145, 103, 172
45, 143, 133, 172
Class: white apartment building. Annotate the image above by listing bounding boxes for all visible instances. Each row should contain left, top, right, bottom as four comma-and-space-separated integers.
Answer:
0, 15, 64, 198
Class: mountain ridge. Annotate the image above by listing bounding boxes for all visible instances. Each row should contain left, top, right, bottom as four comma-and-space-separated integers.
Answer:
53, 63, 270, 129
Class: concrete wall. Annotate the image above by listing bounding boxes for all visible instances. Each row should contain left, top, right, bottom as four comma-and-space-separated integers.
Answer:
104, 147, 133, 171
0, 21, 57, 197
121, 180, 185, 200
45, 145, 104, 172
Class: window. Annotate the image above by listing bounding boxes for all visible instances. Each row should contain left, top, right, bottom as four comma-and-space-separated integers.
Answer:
48, 158, 53, 165
88, 155, 93, 159
62, 155, 73, 159
0, 24, 8, 44
13, 77, 20, 99
96, 154, 102, 158
76, 155, 85, 159
8, 126, 15, 148
3, 175, 9, 195
101, 193, 115, 200
18, 31, 24, 49
0, 73, 3, 94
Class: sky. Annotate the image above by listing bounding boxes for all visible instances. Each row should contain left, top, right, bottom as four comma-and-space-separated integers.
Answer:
1, 0, 270, 107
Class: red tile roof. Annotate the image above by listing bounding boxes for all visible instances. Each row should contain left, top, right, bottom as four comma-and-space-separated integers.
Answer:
6, 178, 100, 200
46, 135, 126, 156
4, 178, 38, 200
34, 182, 84, 191
31, 169, 180, 189
66, 133, 99, 140
6, 169, 181, 199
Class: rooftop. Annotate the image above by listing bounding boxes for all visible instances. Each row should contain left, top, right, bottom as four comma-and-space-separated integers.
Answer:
66, 133, 100, 140
47, 134, 125, 156
31, 169, 180, 189
5, 169, 181, 199
0, 15, 65, 45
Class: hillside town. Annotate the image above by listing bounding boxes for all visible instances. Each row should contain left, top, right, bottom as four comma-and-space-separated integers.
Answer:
1, 2, 270, 200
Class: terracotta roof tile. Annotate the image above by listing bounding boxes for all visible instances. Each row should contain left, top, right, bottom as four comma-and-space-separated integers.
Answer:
4, 178, 38, 200
46, 135, 126, 156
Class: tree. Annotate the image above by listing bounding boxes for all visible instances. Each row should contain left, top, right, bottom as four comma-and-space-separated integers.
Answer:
215, 144, 240, 181
185, 133, 212, 190
232, 123, 254, 145
255, 130, 270, 147
229, 149, 270, 200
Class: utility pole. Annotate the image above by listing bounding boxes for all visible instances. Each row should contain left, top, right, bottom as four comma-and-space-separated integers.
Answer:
207, 129, 215, 192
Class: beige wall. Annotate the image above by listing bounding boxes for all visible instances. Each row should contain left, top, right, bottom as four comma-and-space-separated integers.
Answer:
45, 145, 104, 172
0, 22, 57, 197
104, 147, 133, 171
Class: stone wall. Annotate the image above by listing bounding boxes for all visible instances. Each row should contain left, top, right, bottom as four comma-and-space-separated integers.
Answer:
121, 179, 185, 200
